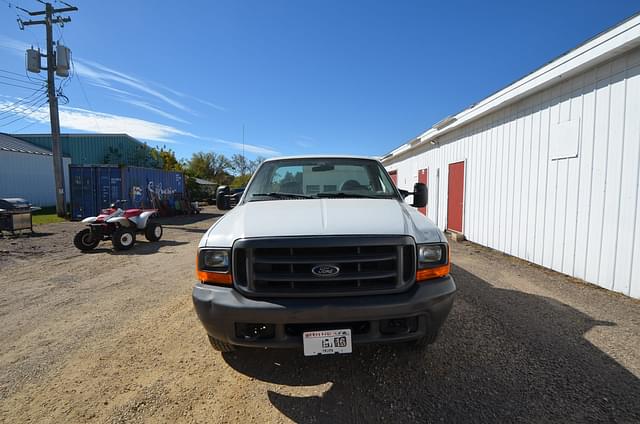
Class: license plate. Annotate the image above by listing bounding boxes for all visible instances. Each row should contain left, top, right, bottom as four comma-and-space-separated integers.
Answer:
303, 329, 352, 356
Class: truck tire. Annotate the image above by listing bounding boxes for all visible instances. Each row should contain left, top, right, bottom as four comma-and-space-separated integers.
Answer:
112, 227, 136, 251
144, 222, 163, 242
74, 229, 99, 251
208, 335, 235, 352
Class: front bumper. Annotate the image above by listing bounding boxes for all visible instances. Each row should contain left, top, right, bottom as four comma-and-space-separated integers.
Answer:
192, 276, 456, 348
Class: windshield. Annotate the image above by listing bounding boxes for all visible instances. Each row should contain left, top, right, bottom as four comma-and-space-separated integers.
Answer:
244, 158, 400, 202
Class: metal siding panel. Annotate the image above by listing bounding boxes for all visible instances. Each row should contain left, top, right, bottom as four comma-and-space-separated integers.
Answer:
15, 134, 143, 165
562, 79, 585, 276
513, 112, 525, 257
542, 91, 558, 269
574, 71, 598, 280
526, 109, 541, 261
520, 112, 533, 260
585, 77, 611, 284
0, 151, 71, 206
615, 65, 640, 296
599, 72, 628, 289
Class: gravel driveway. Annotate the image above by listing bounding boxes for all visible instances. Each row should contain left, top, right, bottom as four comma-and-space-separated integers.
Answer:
1, 208, 639, 423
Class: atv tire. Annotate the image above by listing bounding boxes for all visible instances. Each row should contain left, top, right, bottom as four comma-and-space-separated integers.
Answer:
112, 227, 136, 251
145, 222, 163, 242
74, 229, 99, 251
208, 335, 235, 352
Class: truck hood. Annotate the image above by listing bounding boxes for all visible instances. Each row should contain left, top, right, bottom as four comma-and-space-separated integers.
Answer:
201, 199, 444, 247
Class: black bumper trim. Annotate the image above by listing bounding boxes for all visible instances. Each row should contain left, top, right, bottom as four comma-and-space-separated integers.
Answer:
192, 275, 456, 348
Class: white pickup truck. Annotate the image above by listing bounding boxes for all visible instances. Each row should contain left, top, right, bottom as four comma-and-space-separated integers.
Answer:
192, 156, 456, 356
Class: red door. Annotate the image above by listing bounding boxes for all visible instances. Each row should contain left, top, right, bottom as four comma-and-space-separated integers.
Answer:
447, 161, 464, 233
388, 170, 398, 186
418, 168, 428, 215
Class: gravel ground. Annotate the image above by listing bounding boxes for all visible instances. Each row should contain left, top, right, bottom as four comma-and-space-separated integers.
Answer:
0, 208, 639, 423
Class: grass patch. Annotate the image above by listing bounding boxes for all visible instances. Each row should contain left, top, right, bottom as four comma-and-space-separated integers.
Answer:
32, 206, 67, 225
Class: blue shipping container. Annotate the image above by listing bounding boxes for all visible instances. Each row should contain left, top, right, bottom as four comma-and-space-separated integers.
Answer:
70, 165, 121, 219
69, 165, 184, 219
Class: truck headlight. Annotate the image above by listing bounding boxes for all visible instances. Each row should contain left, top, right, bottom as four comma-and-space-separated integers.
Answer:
197, 248, 232, 285
416, 243, 450, 281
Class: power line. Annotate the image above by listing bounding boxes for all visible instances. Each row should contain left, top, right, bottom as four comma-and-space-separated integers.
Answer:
0, 93, 48, 120
0, 79, 46, 90
71, 55, 101, 132
0, 73, 44, 86
0, 90, 47, 117
0, 97, 48, 128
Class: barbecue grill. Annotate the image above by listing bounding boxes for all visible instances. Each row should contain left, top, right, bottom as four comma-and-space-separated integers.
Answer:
0, 198, 40, 234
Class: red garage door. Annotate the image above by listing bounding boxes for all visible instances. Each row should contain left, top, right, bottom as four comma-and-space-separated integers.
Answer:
447, 161, 465, 233
388, 170, 398, 186
418, 168, 428, 215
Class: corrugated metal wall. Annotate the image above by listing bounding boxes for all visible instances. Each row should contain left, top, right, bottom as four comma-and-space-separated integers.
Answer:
0, 151, 71, 206
14, 134, 144, 165
385, 46, 640, 299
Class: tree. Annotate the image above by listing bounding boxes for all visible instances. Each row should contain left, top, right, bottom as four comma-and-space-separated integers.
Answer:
230, 154, 265, 176
185, 151, 232, 184
248, 156, 266, 174
156, 147, 182, 171
230, 153, 249, 176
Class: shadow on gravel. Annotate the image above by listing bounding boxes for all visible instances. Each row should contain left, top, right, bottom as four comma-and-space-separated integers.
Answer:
222, 264, 640, 423
1, 231, 54, 239
84, 240, 190, 255
156, 212, 222, 226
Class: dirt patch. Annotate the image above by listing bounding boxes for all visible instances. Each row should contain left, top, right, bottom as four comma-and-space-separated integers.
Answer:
1, 215, 639, 423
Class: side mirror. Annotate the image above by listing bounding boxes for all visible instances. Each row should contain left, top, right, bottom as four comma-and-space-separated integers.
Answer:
412, 182, 427, 208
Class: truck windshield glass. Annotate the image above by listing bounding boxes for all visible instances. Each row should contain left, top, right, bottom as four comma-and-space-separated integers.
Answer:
246, 158, 399, 201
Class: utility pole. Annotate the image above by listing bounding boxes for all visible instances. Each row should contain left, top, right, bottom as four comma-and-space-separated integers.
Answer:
19, 2, 78, 217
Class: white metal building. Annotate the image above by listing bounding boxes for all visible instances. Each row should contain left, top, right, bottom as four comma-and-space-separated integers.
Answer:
381, 14, 640, 299
0, 133, 71, 206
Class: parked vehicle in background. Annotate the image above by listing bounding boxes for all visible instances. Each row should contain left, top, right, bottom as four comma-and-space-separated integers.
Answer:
215, 186, 245, 210
73, 200, 162, 251
193, 156, 456, 355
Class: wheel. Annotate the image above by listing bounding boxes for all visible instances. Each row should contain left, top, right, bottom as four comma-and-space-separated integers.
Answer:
73, 229, 99, 251
112, 227, 136, 251
144, 222, 163, 242
208, 335, 235, 352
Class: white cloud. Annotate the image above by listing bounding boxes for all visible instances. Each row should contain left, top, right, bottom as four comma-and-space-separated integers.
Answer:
152, 81, 227, 112
0, 100, 193, 143
214, 138, 280, 156
119, 98, 191, 124
74, 59, 195, 114
0, 35, 31, 56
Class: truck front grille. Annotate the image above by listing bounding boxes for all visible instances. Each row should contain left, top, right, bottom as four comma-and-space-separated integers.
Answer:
232, 236, 416, 297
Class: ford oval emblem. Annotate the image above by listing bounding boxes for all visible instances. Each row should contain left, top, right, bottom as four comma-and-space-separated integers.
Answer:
312, 264, 340, 277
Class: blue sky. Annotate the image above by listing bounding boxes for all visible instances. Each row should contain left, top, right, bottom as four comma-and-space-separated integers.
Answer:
1, 0, 639, 161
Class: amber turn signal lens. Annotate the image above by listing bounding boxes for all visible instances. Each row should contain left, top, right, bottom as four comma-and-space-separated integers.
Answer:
416, 263, 450, 282
197, 270, 233, 285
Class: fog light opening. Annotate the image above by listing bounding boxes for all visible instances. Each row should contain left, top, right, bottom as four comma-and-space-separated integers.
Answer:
235, 323, 276, 340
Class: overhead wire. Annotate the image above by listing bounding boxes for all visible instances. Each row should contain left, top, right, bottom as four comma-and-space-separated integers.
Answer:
0, 89, 46, 116
0, 92, 48, 119
0, 96, 48, 128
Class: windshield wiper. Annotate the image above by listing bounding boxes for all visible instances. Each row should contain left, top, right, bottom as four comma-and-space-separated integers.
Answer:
251, 192, 313, 200
316, 192, 384, 199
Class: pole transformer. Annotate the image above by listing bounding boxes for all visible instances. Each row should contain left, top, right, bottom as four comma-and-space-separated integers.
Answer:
19, 2, 77, 217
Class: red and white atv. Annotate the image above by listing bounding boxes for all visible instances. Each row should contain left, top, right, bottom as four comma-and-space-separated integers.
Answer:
73, 200, 163, 251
